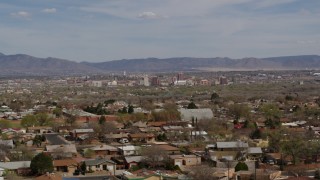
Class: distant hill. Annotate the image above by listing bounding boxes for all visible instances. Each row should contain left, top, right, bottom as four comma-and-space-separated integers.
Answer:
0, 53, 102, 76
1, 52, 320, 76
84, 55, 320, 72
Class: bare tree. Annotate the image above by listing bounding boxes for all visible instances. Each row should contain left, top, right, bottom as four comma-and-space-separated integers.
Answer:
140, 145, 166, 168
188, 165, 218, 180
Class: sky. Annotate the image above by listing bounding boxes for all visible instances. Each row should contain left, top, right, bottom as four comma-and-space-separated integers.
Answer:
0, 0, 320, 62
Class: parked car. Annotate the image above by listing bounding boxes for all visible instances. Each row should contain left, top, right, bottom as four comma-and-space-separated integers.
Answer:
119, 138, 129, 144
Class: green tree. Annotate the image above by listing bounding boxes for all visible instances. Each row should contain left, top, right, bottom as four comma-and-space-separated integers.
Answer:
99, 115, 106, 125
52, 107, 62, 117
80, 162, 86, 174
33, 135, 45, 147
211, 92, 219, 101
21, 114, 38, 128
187, 102, 198, 109
128, 105, 134, 114
250, 128, 262, 139
30, 153, 53, 175
235, 161, 249, 172
281, 133, 305, 165
83, 149, 95, 158
260, 103, 282, 121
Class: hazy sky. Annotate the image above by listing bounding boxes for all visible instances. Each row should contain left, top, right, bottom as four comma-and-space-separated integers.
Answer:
1, 0, 319, 62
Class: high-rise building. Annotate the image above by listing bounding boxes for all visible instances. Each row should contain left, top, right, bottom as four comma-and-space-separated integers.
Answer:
151, 76, 160, 86
177, 72, 184, 81
219, 76, 228, 85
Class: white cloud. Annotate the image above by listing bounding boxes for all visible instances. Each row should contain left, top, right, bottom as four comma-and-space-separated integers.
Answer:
10, 11, 31, 19
42, 8, 57, 13
137, 11, 167, 19
253, 0, 297, 9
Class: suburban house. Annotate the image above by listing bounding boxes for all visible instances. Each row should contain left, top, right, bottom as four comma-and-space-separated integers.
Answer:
0, 161, 31, 175
53, 159, 78, 175
124, 156, 143, 169
71, 129, 94, 139
46, 144, 77, 159
85, 144, 118, 157
105, 133, 129, 143
247, 147, 263, 160
84, 158, 116, 175
207, 141, 249, 161
215, 141, 249, 151
157, 144, 181, 155
118, 145, 140, 156
169, 154, 201, 167
27, 126, 53, 134
128, 133, 155, 143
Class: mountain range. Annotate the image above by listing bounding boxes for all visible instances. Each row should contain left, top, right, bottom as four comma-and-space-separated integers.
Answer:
1, 52, 320, 76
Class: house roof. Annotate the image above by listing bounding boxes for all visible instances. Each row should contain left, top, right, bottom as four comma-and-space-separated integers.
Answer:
147, 121, 167, 127
132, 121, 147, 128
46, 144, 77, 153
179, 108, 214, 121
53, 159, 78, 167
247, 147, 263, 154
90, 144, 118, 151
162, 126, 184, 131
105, 133, 128, 139
84, 158, 115, 166
118, 145, 137, 151
169, 154, 198, 159
27, 126, 52, 130
73, 129, 94, 133
125, 156, 143, 163
216, 141, 249, 149
129, 133, 155, 138
0, 139, 14, 148
157, 145, 180, 151
0, 161, 31, 170
191, 131, 208, 136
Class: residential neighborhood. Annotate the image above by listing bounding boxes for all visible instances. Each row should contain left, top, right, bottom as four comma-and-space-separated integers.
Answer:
0, 70, 319, 180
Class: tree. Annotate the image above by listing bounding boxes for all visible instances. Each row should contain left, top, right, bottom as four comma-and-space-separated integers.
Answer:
188, 165, 218, 180
52, 107, 62, 117
260, 103, 282, 122
235, 161, 248, 172
65, 115, 77, 126
83, 149, 95, 158
315, 169, 320, 179
141, 146, 166, 168
30, 153, 53, 175
21, 113, 53, 128
250, 128, 263, 139
21, 114, 38, 128
187, 102, 198, 109
80, 162, 86, 174
281, 133, 305, 165
211, 92, 219, 101
99, 115, 106, 125
229, 104, 250, 121
33, 135, 45, 147
128, 105, 134, 114
119, 106, 127, 114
